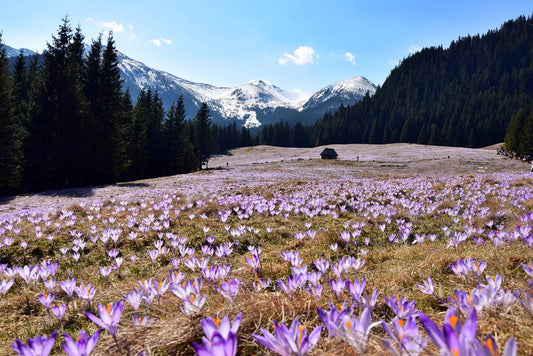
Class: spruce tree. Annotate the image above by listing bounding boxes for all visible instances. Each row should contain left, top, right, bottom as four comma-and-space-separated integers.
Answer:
99, 32, 126, 182
164, 94, 187, 174
504, 108, 526, 151
0, 35, 23, 194
26, 17, 88, 189
193, 102, 212, 169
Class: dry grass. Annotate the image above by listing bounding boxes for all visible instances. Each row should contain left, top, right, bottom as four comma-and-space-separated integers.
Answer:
1, 145, 533, 355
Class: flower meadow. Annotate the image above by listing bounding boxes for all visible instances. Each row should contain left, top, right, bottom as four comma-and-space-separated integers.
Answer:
1, 173, 532, 355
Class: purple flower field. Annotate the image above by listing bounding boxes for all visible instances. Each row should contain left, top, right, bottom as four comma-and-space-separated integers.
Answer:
1, 145, 532, 355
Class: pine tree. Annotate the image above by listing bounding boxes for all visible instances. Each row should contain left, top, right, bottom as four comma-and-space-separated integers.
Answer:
163, 94, 187, 174
99, 32, 127, 182
0, 35, 23, 193
504, 108, 526, 152
194, 102, 213, 169
26, 17, 88, 189
84, 35, 102, 184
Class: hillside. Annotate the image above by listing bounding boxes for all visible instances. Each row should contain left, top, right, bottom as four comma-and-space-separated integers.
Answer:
1, 143, 527, 217
309, 14, 533, 148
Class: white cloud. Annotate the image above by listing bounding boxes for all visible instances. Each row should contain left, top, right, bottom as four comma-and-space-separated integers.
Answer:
388, 59, 399, 67
149, 37, 172, 47
149, 39, 162, 47
85, 18, 136, 40
408, 45, 422, 55
345, 52, 356, 65
101, 21, 124, 33
278, 46, 317, 65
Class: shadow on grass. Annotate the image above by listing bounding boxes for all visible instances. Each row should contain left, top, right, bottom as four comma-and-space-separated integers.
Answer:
115, 182, 150, 188
38, 186, 95, 198
0, 195, 15, 205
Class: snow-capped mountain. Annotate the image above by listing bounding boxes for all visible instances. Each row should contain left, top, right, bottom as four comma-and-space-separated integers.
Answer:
3, 45, 36, 58
116, 50, 375, 127
6, 44, 376, 128
299, 77, 376, 113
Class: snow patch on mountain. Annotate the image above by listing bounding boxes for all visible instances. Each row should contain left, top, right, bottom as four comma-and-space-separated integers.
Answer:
299, 76, 377, 112
6, 43, 377, 127
4, 45, 36, 58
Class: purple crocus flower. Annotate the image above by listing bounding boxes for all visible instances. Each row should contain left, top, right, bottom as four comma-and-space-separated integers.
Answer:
419, 308, 478, 355
385, 295, 422, 319
51, 303, 67, 322
415, 276, 435, 295
12, 331, 57, 356
328, 306, 380, 354
317, 302, 353, 337
38, 293, 55, 310
193, 313, 241, 356
85, 301, 124, 340
124, 288, 144, 311
0, 278, 14, 295
216, 279, 241, 303
329, 278, 345, 298
62, 329, 100, 356
16, 265, 39, 286
252, 318, 322, 356
381, 317, 428, 355
476, 334, 517, 356
132, 315, 157, 327
345, 278, 366, 304
521, 261, 533, 278
59, 278, 77, 299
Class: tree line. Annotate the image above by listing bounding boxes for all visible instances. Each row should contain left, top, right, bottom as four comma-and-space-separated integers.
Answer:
0, 18, 243, 195
251, 14, 533, 152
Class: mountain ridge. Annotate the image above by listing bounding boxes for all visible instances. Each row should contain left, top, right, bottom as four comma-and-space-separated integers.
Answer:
6, 43, 377, 128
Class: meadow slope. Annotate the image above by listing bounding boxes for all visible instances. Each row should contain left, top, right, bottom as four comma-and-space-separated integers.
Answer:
0, 144, 532, 355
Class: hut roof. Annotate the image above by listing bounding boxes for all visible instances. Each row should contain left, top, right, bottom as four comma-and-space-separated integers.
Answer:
320, 148, 338, 158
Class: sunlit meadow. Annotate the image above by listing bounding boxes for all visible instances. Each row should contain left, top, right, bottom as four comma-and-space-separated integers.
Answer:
1, 170, 533, 355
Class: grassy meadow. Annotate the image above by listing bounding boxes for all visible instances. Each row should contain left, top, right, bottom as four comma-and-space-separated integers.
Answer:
1, 166, 533, 355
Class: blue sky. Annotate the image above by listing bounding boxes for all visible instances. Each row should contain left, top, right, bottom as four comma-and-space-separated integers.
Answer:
2, 1, 533, 93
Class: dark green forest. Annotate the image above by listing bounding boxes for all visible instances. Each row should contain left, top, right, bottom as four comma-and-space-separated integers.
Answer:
0, 19, 257, 195
304, 14, 533, 150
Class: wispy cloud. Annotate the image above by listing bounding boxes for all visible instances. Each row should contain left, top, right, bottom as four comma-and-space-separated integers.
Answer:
345, 52, 356, 65
149, 37, 172, 47
101, 21, 124, 33
85, 18, 136, 39
278, 46, 317, 65
388, 59, 399, 67
408, 45, 422, 55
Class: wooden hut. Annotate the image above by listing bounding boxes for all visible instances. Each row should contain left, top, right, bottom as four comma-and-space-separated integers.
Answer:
320, 148, 338, 160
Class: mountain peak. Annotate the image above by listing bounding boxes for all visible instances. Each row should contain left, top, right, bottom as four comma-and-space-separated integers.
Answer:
6, 42, 376, 128
299, 76, 377, 112
4, 45, 36, 58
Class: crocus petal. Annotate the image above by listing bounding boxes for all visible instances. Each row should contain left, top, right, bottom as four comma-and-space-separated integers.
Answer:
62, 334, 81, 356
420, 315, 447, 350
305, 325, 323, 352
443, 324, 460, 354
86, 329, 101, 354
460, 309, 477, 343
201, 318, 218, 340
231, 313, 242, 334
503, 337, 517, 356
85, 312, 111, 333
